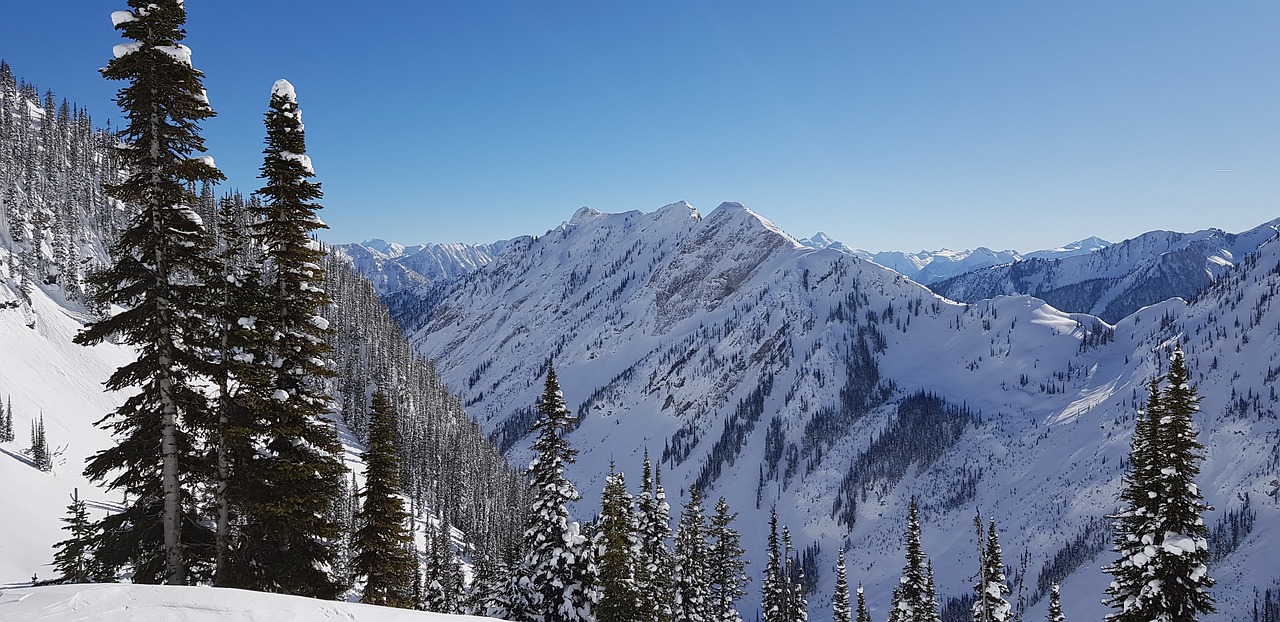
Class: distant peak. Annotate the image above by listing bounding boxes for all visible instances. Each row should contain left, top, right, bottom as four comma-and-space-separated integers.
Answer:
570, 206, 604, 224
654, 200, 702, 221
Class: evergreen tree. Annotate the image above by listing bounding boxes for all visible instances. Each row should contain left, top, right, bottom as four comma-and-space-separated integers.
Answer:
29, 414, 51, 471
1046, 583, 1064, 622
352, 390, 415, 608
598, 465, 640, 622
517, 365, 599, 622
855, 584, 872, 622
76, 0, 223, 585
635, 452, 675, 622
782, 526, 808, 622
707, 496, 748, 622
972, 518, 1011, 622
238, 79, 345, 598
891, 498, 939, 622
832, 549, 851, 622
51, 488, 104, 583
762, 507, 784, 622
1103, 348, 1214, 622
1, 396, 13, 443
674, 484, 710, 622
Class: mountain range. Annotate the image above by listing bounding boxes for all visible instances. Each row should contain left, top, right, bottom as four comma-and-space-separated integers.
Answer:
367, 201, 1280, 621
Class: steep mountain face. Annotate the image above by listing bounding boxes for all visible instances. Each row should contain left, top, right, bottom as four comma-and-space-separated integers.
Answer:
931, 222, 1280, 322
333, 239, 507, 296
395, 201, 1280, 621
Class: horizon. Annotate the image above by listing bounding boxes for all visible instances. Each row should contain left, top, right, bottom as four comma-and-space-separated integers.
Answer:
1, 2, 1277, 253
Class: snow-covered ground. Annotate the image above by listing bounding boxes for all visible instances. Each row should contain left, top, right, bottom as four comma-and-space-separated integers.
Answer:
0, 583, 496, 622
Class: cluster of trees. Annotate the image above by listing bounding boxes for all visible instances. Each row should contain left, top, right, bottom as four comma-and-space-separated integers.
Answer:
0, 395, 14, 442
0, 59, 124, 304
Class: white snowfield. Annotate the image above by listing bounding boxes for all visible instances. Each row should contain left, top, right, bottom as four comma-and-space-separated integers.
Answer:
0, 584, 500, 622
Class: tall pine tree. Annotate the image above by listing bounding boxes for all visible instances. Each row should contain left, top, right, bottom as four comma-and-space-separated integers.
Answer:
832, 549, 851, 622
635, 451, 675, 622
238, 79, 346, 598
1046, 583, 1064, 622
352, 390, 416, 608
972, 517, 1012, 622
51, 488, 104, 583
516, 365, 599, 622
891, 498, 939, 622
707, 496, 748, 622
1103, 348, 1214, 622
674, 484, 710, 622
76, 0, 223, 585
598, 465, 641, 622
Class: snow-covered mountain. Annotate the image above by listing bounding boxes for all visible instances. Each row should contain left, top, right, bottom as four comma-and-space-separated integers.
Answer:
931, 222, 1280, 322
800, 233, 1110, 286
389, 201, 1280, 621
333, 239, 507, 296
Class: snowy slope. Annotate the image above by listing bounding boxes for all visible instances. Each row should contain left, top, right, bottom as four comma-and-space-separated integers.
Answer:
394, 202, 1280, 621
931, 222, 1280, 322
0, 583, 498, 621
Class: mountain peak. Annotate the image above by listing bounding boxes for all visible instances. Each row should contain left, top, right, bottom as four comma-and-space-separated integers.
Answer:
570, 206, 605, 224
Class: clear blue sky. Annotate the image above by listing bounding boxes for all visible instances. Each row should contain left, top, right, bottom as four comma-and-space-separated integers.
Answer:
2, 2, 1277, 252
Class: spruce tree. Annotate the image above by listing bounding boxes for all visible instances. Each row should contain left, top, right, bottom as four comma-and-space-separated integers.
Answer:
517, 365, 599, 622
674, 484, 710, 622
707, 496, 748, 622
635, 452, 675, 622
30, 414, 51, 472
832, 549, 851, 622
598, 465, 641, 622
77, 0, 223, 585
0, 396, 13, 442
352, 390, 416, 608
1103, 348, 1214, 622
1046, 583, 1064, 622
51, 488, 104, 583
855, 584, 872, 622
892, 498, 939, 622
239, 79, 345, 598
972, 518, 1011, 622
782, 526, 808, 622
762, 507, 784, 622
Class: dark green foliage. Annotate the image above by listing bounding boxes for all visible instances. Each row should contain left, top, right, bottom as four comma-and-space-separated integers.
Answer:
1104, 349, 1214, 622
707, 497, 748, 622
635, 451, 675, 622
855, 584, 871, 622
76, 0, 223, 586
598, 466, 640, 622
1046, 584, 1064, 622
674, 485, 709, 622
353, 390, 416, 608
832, 549, 851, 622
892, 498, 940, 622
234, 80, 345, 598
29, 414, 52, 471
971, 517, 1011, 622
51, 488, 106, 583
0, 396, 14, 443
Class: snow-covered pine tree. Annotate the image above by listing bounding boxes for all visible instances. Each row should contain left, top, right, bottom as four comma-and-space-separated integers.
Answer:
1104, 349, 1214, 622
855, 584, 872, 622
1152, 347, 1214, 618
635, 451, 675, 622
707, 496, 748, 622
352, 390, 416, 608
972, 517, 1011, 622
76, 0, 223, 585
891, 498, 940, 622
674, 484, 710, 622
240, 78, 346, 598
51, 488, 104, 583
517, 365, 599, 622
1046, 583, 1063, 622
29, 414, 51, 471
832, 549, 851, 622
598, 465, 640, 622
0, 396, 12, 442
763, 507, 784, 622
207, 191, 272, 587
782, 526, 808, 622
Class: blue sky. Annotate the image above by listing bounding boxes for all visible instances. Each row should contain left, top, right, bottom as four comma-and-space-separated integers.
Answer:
2, 2, 1277, 252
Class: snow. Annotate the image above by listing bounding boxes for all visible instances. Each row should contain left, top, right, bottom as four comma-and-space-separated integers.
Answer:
280, 151, 315, 175
110, 11, 136, 26
272, 389, 290, 401
310, 315, 330, 331
157, 45, 193, 66
0, 584, 500, 622
192, 155, 216, 169
272, 79, 298, 102
112, 42, 141, 59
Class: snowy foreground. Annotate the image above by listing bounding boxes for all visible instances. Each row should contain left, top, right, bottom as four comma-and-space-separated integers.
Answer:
0, 583, 499, 622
